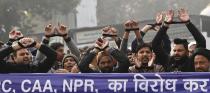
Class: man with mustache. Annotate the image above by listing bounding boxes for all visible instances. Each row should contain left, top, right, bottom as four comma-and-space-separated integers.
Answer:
119, 19, 164, 72
129, 43, 164, 73
152, 9, 206, 72
192, 48, 210, 72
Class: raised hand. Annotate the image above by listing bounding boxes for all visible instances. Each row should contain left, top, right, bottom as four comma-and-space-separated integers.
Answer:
44, 24, 54, 38
109, 27, 117, 36
18, 37, 36, 48
178, 8, 190, 22
156, 12, 164, 24
102, 26, 111, 37
95, 38, 109, 51
164, 10, 174, 23
16, 31, 24, 39
124, 20, 139, 31
102, 26, 117, 38
9, 29, 24, 40
133, 55, 142, 68
148, 53, 156, 67
57, 24, 68, 37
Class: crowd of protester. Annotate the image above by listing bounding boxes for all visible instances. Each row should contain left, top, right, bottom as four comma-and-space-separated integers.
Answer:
0, 9, 210, 73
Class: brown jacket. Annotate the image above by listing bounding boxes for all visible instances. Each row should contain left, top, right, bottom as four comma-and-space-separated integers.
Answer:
129, 64, 164, 73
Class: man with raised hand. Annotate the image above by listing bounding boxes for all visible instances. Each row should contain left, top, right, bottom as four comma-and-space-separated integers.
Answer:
35, 24, 80, 72
0, 37, 57, 73
78, 38, 130, 73
152, 9, 206, 72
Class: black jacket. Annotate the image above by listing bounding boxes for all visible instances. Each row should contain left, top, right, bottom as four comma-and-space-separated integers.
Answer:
0, 45, 57, 73
131, 31, 171, 54
152, 22, 206, 72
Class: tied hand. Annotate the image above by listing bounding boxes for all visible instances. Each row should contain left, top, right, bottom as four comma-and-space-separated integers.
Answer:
164, 10, 174, 24
124, 20, 139, 32
178, 8, 190, 22
44, 23, 68, 38
94, 38, 109, 51
9, 29, 24, 40
155, 12, 164, 25
44, 24, 55, 38
18, 37, 36, 48
102, 26, 117, 38
57, 23, 68, 37
145, 12, 163, 31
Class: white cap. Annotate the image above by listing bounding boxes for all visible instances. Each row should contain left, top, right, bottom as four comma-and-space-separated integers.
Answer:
188, 41, 196, 48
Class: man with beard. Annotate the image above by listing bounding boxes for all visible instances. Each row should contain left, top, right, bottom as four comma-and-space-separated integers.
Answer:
192, 48, 210, 72
96, 51, 115, 73
0, 37, 57, 73
152, 9, 206, 72
78, 38, 130, 73
119, 16, 167, 73
167, 38, 193, 71
129, 43, 164, 73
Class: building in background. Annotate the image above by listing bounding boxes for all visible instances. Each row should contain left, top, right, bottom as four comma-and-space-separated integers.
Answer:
76, 0, 97, 28
200, 3, 210, 49
24, 1, 210, 49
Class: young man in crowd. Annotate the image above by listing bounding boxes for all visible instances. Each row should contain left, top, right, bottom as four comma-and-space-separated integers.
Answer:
120, 20, 164, 73
130, 12, 171, 55
61, 54, 79, 72
0, 37, 57, 73
152, 9, 206, 72
35, 24, 80, 72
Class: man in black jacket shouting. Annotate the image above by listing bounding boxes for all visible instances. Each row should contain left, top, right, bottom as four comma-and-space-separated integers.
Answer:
0, 37, 57, 73
152, 9, 206, 72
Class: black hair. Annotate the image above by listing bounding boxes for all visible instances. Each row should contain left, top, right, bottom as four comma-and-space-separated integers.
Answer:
173, 38, 189, 50
192, 48, 210, 61
135, 43, 152, 54
50, 42, 64, 50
